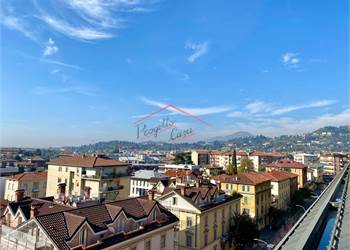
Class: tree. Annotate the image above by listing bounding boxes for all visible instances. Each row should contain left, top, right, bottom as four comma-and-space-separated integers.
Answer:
239, 158, 254, 172
173, 152, 193, 164
229, 213, 259, 250
226, 163, 237, 175
258, 164, 263, 172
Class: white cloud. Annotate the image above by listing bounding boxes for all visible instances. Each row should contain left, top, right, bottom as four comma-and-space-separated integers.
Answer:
245, 101, 274, 114
227, 111, 244, 118
33, 85, 98, 96
0, 15, 36, 40
41, 15, 113, 41
140, 97, 232, 116
282, 52, 301, 68
40, 58, 82, 70
272, 99, 337, 115
43, 38, 59, 56
185, 41, 209, 63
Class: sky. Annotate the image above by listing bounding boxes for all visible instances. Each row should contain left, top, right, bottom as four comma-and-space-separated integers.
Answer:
0, 0, 349, 148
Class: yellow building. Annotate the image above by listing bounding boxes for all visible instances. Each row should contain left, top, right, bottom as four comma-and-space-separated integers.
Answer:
213, 172, 271, 229
156, 182, 241, 250
191, 150, 210, 166
4, 172, 47, 201
260, 171, 298, 210
46, 155, 131, 200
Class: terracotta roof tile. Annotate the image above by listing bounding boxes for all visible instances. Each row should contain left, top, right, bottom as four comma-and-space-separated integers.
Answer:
213, 172, 271, 185
260, 170, 298, 182
268, 159, 307, 169
48, 155, 129, 168
6, 172, 47, 182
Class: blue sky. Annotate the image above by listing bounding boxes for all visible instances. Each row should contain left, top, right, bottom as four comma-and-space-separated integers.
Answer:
1, 0, 349, 147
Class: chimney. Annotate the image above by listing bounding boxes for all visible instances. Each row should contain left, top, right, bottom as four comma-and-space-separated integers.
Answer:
30, 204, 40, 218
195, 178, 200, 188
148, 189, 155, 201
180, 186, 186, 196
84, 186, 91, 199
57, 183, 66, 200
15, 189, 25, 202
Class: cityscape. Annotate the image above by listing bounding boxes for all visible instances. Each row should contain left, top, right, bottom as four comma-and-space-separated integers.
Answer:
1, 1, 349, 250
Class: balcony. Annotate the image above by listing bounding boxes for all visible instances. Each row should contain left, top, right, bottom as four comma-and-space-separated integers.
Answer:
82, 172, 128, 181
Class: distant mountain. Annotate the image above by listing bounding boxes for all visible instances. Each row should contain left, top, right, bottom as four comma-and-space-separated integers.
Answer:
209, 131, 254, 142
56, 125, 350, 154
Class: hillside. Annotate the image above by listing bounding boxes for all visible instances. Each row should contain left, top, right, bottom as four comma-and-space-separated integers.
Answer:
60, 126, 350, 154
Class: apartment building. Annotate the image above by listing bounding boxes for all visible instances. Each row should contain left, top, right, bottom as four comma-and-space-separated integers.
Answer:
129, 169, 168, 197
1, 192, 178, 250
4, 172, 47, 201
320, 153, 348, 175
260, 171, 298, 210
213, 172, 271, 229
156, 182, 242, 250
308, 164, 324, 183
249, 151, 287, 172
266, 159, 307, 189
293, 153, 319, 166
158, 163, 201, 173
236, 150, 248, 168
46, 155, 131, 200
164, 169, 198, 186
191, 150, 210, 166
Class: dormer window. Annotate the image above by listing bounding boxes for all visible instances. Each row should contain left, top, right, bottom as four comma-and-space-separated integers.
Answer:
79, 229, 87, 245
152, 208, 157, 221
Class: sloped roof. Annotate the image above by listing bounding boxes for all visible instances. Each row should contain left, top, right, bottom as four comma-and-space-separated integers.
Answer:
269, 159, 307, 169
48, 155, 129, 168
213, 172, 271, 185
6, 172, 47, 182
260, 170, 298, 182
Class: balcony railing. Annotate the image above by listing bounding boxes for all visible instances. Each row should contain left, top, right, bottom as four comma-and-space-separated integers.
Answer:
82, 172, 129, 180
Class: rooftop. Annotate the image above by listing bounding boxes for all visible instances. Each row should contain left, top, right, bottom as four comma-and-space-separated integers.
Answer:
260, 170, 298, 182
6, 171, 47, 182
213, 172, 272, 185
132, 169, 168, 180
250, 151, 287, 157
48, 155, 129, 168
269, 159, 307, 169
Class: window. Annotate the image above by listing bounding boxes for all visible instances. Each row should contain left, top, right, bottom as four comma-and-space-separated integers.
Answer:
58, 177, 61, 183
160, 235, 166, 248
65, 167, 68, 172
7, 183, 10, 190
205, 215, 208, 227
243, 185, 250, 192
214, 211, 217, 223
145, 240, 151, 250
186, 235, 192, 247
79, 229, 87, 245
172, 197, 177, 205
152, 209, 157, 221
243, 208, 250, 215
244, 197, 248, 204
11, 183, 14, 190
58, 166, 62, 172
204, 232, 208, 246
186, 216, 192, 228
214, 228, 217, 240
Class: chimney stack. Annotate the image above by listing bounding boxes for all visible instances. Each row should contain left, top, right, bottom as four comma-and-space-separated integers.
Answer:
30, 204, 40, 218
84, 186, 91, 199
180, 186, 186, 196
57, 183, 66, 201
15, 189, 25, 202
148, 189, 155, 201
195, 178, 200, 188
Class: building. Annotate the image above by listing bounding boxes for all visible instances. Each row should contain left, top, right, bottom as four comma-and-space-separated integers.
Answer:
46, 155, 131, 200
208, 151, 236, 170
129, 169, 169, 197
266, 160, 308, 189
320, 153, 348, 175
248, 151, 288, 172
212, 172, 271, 229
158, 163, 200, 173
4, 172, 47, 201
191, 150, 209, 166
1, 192, 178, 250
236, 151, 248, 168
293, 153, 319, 166
308, 164, 324, 183
260, 171, 298, 210
164, 169, 199, 186
156, 181, 241, 250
